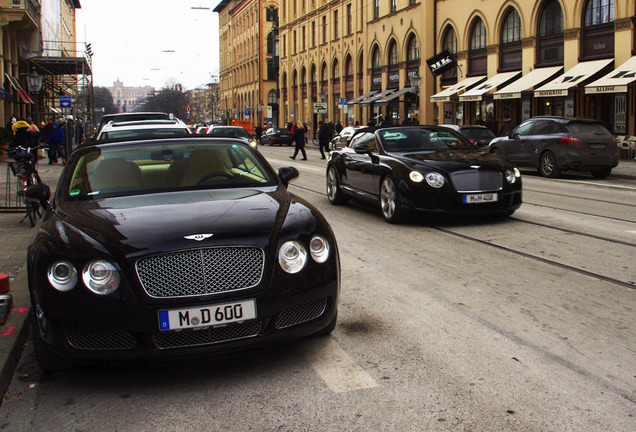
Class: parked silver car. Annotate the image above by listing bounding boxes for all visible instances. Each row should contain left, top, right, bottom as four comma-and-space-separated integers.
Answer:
488, 116, 618, 178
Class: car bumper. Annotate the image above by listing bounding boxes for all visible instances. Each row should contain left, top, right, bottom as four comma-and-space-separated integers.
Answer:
404, 189, 522, 215
32, 279, 339, 364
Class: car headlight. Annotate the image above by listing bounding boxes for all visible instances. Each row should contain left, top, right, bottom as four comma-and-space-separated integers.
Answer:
47, 261, 78, 292
278, 241, 307, 274
505, 168, 521, 184
425, 172, 445, 188
409, 171, 424, 183
310, 235, 330, 263
82, 260, 120, 295
249, 139, 258, 148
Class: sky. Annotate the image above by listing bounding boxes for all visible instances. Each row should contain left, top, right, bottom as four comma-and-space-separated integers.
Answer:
75, 0, 220, 91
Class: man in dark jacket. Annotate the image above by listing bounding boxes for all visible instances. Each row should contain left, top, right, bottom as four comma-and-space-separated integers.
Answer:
47, 121, 65, 164
318, 121, 331, 159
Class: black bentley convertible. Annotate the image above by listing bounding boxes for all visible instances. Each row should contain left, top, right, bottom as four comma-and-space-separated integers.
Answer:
326, 126, 522, 223
27, 136, 340, 370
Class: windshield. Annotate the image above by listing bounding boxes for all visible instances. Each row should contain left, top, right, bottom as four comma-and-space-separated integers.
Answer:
378, 128, 474, 152
99, 128, 189, 140
66, 141, 277, 199
208, 127, 249, 138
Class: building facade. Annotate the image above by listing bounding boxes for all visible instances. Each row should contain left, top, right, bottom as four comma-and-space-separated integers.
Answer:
432, 0, 636, 137
214, 0, 279, 127
108, 79, 155, 113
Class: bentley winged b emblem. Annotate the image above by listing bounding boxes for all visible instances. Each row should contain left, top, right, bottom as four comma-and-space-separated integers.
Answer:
184, 234, 214, 242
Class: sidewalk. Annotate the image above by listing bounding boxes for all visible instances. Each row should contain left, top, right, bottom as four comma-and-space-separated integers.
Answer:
0, 156, 634, 399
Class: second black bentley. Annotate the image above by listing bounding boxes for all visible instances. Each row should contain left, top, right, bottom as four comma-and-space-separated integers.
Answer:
326, 126, 522, 223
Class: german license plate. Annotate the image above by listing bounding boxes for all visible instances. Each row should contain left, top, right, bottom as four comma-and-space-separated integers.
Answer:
463, 193, 497, 204
589, 144, 605, 149
158, 299, 257, 331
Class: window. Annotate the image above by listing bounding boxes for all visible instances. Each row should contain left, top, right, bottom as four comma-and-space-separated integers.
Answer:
500, 8, 522, 71
302, 26, 306, 51
267, 32, 274, 55
390, 0, 397, 13
407, 35, 420, 62
581, 0, 614, 58
334, 10, 339, 39
322, 16, 327, 44
293, 30, 297, 54
282, 34, 287, 57
537, 0, 564, 65
374, 0, 379, 19
312, 21, 316, 47
347, 4, 352, 35
469, 18, 487, 75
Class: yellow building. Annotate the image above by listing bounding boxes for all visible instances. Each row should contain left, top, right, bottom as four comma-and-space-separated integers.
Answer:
277, 0, 435, 132
214, 0, 279, 128
432, 0, 636, 137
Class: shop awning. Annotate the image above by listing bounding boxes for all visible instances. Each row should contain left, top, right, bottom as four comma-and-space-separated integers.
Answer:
430, 76, 486, 102
359, 89, 396, 105
375, 87, 415, 105
458, 71, 520, 102
4, 73, 33, 104
585, 56, 636, 94
534, 59, 613, 97
493, 66, 563, 99
347, 90, 379, 105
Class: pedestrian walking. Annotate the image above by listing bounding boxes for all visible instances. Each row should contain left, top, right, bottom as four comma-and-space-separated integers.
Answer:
335, 120, 343, 134
485, 111, 498, 136
498, 112, 514, 137
290, 121, 307, 160
474, 114, 485, 126
47, 120, 65, 164
318, 121, 331, 159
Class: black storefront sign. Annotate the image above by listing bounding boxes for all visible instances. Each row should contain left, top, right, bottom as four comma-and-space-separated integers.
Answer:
426, 49, 456, 77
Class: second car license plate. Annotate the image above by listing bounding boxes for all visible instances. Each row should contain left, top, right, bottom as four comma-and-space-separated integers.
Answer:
158, 299, 257, 331
463, 193, 497, 204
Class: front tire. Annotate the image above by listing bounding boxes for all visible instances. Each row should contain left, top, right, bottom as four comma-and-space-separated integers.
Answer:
539, 151, 561, 178
380, 176, 404, 223
326, 165, 349, 205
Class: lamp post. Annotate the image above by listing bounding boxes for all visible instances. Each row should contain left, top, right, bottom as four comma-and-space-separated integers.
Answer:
258, 100, 264, 126
26, 68, 43, 123
409, 73, 422, 124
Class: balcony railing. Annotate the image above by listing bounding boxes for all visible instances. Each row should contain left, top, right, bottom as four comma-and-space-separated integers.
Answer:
0, 0, 41, 26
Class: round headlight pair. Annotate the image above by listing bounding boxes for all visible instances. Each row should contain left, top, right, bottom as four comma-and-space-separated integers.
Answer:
410, 171, 445, 188
278, 236, 330, 274
505, 168, 521, 184
47, 260, 120, 295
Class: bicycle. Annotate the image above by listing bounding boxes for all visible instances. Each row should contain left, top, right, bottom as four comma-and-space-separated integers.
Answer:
1, 144, 47, 226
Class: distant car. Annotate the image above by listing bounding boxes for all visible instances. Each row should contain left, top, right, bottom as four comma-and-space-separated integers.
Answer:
96, 119, 190, 141
441, 125, 495, 148
326, 125, 522, 223
97, 112, 171, 135
488, 116, 619, 178
207, 126, 257, 148
26, 136, 340, 371
330, 126, 360, 150
261, 127, 293, 146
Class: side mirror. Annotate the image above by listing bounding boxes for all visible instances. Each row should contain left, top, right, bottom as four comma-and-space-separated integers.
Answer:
278, 166, 299, 187
509, 131, 518, 139
353, 143, 370, 154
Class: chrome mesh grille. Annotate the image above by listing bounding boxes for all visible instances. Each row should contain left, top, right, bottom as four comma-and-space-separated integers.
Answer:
451, 170, 503, 193
136, 247, 264, 298
67, 329, 137, 350
275, 298, 328, 329
153, 320, 262, 349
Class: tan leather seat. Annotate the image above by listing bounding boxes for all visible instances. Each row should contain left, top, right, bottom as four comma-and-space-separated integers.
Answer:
89, 158, 142, 193
179, 148, 230, 186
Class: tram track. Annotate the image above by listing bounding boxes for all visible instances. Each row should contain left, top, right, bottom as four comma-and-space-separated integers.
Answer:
288, 181, 636, 291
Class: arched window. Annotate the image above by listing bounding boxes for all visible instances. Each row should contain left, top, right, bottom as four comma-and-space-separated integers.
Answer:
406, 34, 420, 62
332, 59, 341, 99
441, 26, 457, 85
581, 0, 614, 59
371, 44, 382, 89
537, 0, 564, 66
310, 64, 317, 100
301, 67, 307, 100
387, 40, 399, 88
469, 18, 487, 75
292, 69, 298, 101
282, 72, 287, 102
321, 62, 328, 98
267, 90, 277, 105
267, 32, 274, 55
345, 55, 354, 99
357, 52, 364, 94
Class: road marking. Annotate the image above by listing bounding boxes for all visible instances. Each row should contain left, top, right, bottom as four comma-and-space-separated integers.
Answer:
627, 230, 636, 235
301, 337, 379, 393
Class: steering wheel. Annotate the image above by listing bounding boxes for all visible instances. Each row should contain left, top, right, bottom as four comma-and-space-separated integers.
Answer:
197, 172, 234, 184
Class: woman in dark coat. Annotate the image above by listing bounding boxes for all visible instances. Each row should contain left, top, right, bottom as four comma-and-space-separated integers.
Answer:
290, 121, 307, 160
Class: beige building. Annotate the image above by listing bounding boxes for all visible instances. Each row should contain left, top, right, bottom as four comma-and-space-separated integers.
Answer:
214, 0, 278, 127
432, 0, 636, 137
277, 0, 435, 132
109, 79, 155, 113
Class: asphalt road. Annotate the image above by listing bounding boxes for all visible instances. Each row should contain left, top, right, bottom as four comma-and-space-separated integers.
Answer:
1, 145, 635, 431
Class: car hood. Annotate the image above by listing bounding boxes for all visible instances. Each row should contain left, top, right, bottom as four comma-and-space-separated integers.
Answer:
395, 150, 511, 171
53, 187, 289, 256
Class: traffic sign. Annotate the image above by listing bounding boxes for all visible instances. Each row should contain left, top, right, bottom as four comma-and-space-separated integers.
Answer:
313, 103, 328, 114
60, 96, 72, 108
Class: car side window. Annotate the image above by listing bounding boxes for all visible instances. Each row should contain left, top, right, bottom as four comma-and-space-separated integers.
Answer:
365, 136, 379, 153
513, 121, 534, 137
531, 120, 553, 135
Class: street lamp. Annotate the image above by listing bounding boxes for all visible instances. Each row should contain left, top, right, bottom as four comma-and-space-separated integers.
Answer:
258, 100, 264, 125
409, 72, 422, 94
319, 90, 326, 102
26, 68, 43, 123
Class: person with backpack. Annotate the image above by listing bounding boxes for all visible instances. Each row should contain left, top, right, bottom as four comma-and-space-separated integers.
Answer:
47, 121, 65, 164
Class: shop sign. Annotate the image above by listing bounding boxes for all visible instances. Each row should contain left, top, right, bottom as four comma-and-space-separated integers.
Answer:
426, 49, 456, 77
